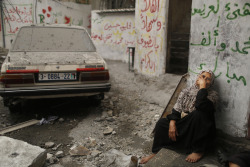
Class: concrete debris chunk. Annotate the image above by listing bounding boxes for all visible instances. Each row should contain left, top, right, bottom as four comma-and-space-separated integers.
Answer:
46, 153, 53, 160
88, 137, 97, 147
52, 144, 62, 151
45, 142, 55, 148
0, 136, 46, 167
69, 145, 91, 156
107, 110, 113, 117
102, 149, 131, 167
103, 126, 113, 135
91, 150, 102, 157
55, 151, 64, 158
47, 154, 58, 164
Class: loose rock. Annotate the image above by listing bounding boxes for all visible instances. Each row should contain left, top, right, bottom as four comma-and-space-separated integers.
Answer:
103, 127, 113, 135
45, 142, 55, 148
69, 146, 91, 156
46, 153, 53, 160
52, 144, 62, 151
107, 110, 113, 117
55, 151, 64, 158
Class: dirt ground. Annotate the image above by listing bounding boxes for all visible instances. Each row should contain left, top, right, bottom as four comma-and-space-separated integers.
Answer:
0, 60, 181, 167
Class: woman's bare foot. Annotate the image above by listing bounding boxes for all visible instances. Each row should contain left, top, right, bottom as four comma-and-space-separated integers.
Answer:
139, 154, 156, 164
229, 162, 240, 167
185, 152, 203, 163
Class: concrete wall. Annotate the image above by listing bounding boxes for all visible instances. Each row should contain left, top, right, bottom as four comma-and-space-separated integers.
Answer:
134, 0, 169, 76
189, 0, 250, 137
91, 11, 135, 62
0, 0, 91, 49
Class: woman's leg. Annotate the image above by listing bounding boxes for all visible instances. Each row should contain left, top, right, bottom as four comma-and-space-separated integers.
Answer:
178, 110, 215, 162
140, 118, 172, 164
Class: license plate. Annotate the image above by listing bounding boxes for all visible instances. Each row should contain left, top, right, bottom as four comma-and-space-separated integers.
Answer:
39, 72, 77, 81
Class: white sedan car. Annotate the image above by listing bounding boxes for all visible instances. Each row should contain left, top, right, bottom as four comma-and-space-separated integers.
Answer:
0, 25, 111, 111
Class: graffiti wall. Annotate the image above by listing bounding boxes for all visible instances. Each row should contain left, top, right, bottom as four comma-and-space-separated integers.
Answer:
134, 0, 168, 76
91, 11, 135, 62
189, 0, 250, 137
0, 0, 91, 49
36, 1, 91, 30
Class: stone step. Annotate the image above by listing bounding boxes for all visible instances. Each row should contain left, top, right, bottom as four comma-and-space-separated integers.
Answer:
144, 148, 223, 167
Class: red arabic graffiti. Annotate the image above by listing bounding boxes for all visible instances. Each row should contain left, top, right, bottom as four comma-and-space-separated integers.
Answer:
140, 14, 161, 32
104, 22, 133, 31
4, 15, 32, 24
91, 33, 103, 41
141, 0, 160, 13
92, 32, 134, 47
137, 35, 159, 51
4, 6, 33, 24
8, 26, 19, 34
87, 14, 91, 29
141, 50, 156, 72
125, 40, 135, 46
4, 6, 32, 16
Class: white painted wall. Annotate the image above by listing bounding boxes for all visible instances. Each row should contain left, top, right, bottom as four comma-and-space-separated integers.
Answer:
134, 0, 169, 76
189, 0, 250, 137
91, 11, 135, 62
0, 0, 91, 49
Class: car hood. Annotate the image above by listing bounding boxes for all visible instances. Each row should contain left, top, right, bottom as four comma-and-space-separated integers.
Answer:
5, 51, 104, 65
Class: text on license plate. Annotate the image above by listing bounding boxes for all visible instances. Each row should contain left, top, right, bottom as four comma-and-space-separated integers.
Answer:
39, 73, 77, 81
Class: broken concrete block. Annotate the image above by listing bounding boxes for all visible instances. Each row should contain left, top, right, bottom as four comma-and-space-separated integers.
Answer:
102, 149, 131, 167
45, 142, 55, 148
46, 153, 53, 160
0, 136, 46, 167
55, 151, 64, 158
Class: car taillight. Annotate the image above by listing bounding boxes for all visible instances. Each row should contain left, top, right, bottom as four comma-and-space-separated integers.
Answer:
6, 69, 39, 73
0, 74, 35, 84
77, 67, 105, 72
80, 70, 110, 81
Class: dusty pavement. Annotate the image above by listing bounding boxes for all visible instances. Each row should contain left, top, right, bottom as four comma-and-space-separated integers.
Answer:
0, 59, 181, 167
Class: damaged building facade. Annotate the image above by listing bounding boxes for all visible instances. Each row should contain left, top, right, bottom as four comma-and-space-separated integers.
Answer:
0, 0, 250, 138
92, 0, 250, 138
0, 0, 91, 48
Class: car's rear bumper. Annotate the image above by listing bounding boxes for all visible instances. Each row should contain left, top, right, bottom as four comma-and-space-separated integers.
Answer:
0, 83, 111, 97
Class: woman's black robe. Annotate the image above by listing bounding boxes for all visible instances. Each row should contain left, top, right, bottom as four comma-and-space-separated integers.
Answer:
152, 88, 216, 154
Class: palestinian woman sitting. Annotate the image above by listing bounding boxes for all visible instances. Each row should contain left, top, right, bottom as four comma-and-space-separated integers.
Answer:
140, 70, 218, 164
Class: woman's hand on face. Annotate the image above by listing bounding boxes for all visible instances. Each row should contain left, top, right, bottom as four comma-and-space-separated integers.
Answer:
169, 120, 178, 141
197, 76, 207, 89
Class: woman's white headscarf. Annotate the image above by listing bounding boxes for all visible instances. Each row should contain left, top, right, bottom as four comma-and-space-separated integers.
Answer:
173, 70, 218, 118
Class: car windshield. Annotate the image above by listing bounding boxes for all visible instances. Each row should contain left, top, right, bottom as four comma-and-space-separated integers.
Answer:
12, 27, 96, 52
